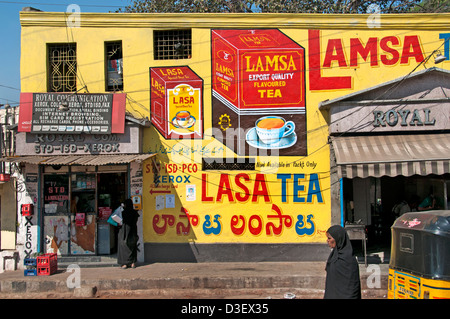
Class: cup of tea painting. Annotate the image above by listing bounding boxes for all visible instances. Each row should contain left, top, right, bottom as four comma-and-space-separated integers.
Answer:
175, 110, 191, 127
255, 116, 295, 145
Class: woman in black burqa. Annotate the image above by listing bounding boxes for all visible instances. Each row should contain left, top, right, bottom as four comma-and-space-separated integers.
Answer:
324, 225, 361, 299
117, 198, 139, 269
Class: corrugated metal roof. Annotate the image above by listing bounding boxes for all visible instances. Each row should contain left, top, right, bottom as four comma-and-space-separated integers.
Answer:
0, 154, 156, 166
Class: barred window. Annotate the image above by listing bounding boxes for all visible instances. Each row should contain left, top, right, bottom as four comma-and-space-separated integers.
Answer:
48, 43, 77, 92
154, 30, 192, 60
105, 41, 123, 91
202, 158, 255, 171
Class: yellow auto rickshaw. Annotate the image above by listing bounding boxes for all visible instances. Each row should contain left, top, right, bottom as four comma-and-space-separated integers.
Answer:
388, 210, 450, 299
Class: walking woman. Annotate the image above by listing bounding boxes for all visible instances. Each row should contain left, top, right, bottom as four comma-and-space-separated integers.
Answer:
324, 225, 361, 299
117, 198, 139, 269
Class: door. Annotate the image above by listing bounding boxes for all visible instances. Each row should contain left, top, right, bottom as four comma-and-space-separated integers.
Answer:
43, 174, 70, 255
70, 173, 97, 255
97, 172, 127, 255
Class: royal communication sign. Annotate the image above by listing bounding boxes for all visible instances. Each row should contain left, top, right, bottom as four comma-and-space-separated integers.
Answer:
18, 93, 126, 134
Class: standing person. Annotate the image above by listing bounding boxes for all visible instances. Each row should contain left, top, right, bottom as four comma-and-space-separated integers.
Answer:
117, 198, 139, 269
392, 195, 420, 219
324, 225, 361, 299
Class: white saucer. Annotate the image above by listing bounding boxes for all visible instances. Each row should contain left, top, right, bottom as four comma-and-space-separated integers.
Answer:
171, 116, 196, 129
245, 127, 297, 149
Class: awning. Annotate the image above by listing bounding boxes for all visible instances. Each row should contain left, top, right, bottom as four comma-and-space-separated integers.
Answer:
0, 154, 156, 166
332, 134, 450, 178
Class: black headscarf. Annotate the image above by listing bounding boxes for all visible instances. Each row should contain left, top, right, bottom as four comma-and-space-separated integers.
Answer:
324, 225, 361, 299
122, 198, 139, 227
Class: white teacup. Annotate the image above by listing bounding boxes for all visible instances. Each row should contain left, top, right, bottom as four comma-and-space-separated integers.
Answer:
255, 116, 295, 145
175, 110, 191, 127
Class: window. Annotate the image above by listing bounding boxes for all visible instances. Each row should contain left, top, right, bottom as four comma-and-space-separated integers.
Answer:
43, 174, 69, 214
48, 43, 77, 92
202, 158, 255, 171
400, 233, 414, 254
105, 41, 123, 91
154, 30, 192, 60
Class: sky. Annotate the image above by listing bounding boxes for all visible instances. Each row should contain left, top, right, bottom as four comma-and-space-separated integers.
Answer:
0, 0, 130, 108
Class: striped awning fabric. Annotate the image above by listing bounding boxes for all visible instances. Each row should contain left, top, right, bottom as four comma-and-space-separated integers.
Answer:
0, 154, 156, 166
332, 134, 450, 178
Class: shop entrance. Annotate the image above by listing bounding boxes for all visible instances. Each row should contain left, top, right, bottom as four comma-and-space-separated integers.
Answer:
42, 167, 127, 256
341, 174, 450, 259
97, 173, 127, 255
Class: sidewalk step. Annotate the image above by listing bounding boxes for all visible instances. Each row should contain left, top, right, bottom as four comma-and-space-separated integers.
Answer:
97, 287, 327, 299
57, 256, 118, 269
0, 287, 387, 299
0, 262, 389, 299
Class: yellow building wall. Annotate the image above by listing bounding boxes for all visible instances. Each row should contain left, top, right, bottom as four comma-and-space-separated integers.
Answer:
20, 12, 450, 247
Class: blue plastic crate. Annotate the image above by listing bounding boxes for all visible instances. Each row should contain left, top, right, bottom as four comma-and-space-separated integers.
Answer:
24, 258, 36, 267
24, 268, 37, 276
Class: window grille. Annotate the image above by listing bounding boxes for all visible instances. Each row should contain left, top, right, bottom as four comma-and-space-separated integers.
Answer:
106, 41, 123, 91
154, 30, 192, 60
202, 158, 255, 171
48, 43, 77, 92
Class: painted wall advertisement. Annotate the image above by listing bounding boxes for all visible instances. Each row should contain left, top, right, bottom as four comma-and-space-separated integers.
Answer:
143, 26, 449, 245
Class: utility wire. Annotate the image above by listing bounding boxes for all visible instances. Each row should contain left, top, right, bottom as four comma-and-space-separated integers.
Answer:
9, 15, 450, 194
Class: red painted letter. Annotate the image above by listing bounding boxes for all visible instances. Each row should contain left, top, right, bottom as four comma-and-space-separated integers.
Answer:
308, 30, 352, 91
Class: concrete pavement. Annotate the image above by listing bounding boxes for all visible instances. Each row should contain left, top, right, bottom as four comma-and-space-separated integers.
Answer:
0, 261, 388, 299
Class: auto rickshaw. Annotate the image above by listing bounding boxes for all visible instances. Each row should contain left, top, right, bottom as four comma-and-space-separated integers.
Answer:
388, 210, 450, 299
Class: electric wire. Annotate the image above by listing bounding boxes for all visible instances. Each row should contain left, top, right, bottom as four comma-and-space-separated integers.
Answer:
5, 10, 450, 196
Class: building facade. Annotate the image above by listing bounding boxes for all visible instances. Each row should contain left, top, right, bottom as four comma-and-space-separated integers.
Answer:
323, 67, 450, 250
2, 11, 448, 268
